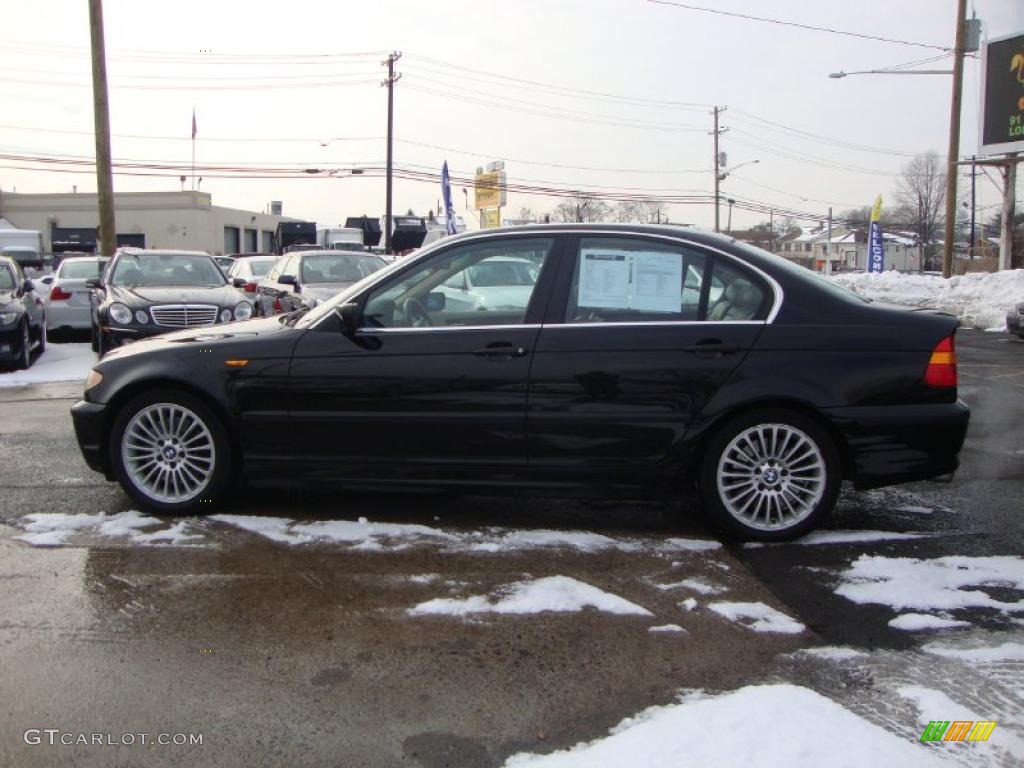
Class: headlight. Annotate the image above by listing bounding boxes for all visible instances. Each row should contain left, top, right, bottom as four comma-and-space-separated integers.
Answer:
84, 370, 103, 390
220, 309, 233, 323
108, 303, 132, 325
0, 311, 17, 325
233, 302, 253, 321
134, 309, 149, 324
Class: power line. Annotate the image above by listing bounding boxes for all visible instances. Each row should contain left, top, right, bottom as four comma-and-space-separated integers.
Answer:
730, 109, 918, 158
646, 1, 950, 51
0, 76, 380, 91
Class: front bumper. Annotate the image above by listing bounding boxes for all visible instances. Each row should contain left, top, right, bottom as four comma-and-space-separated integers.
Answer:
824, 401, 970, 489
71, 399, 114, 479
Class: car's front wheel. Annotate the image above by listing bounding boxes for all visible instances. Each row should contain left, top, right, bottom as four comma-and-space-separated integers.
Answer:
16, 321, 31, 370
110, 390, 231, 513
699, 408, 841, 541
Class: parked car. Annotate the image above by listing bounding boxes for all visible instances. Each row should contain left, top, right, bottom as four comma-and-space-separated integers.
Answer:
0, 255, 46, 369
87, 248, 252, 357
226, 254, 279, 302
255, 250, 386, 315
437, 255, 540, 313
214, 255, 236, 272
1006, 301, 1024, 339
43, 256, 108, 339
71, 224, 969, 540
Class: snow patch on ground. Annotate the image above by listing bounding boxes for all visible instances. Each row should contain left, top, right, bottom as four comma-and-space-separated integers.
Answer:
894, 505, 936, 515
648, 624, 685, 634
922, 641, 1024, 663
14, 511, 203, 547
463, 529, 638, 554
679, 598, 698, 612
503, 684, 947, 767
652, 577, 727, 595
707, 601, 806, 634
835, 555, 1024, 613
0, 342, 94, 387
664, 537, 722, 552
407, 576, 653, 618
888, 613, 972, 631
793, 646, 868, 661
831, 269, 1024, 330
765, 529, 931, 547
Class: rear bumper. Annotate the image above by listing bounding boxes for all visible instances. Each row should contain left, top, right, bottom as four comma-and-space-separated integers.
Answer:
71, 400, 114, 479
824, 400, 970, 489
47, 304, 91, 330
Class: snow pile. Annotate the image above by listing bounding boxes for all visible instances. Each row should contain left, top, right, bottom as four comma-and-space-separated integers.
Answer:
835, 555, 1024, 614
504, 684, 947, 767
0, 342, 94, 388
707, 601, 806, 634
15, 511, 203, 547
408, 576, 653, 617
831, 269, 1024, 330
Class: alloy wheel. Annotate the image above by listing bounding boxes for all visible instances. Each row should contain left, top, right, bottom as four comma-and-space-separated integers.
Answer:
715, 423, 826, 532
121, 403, 216, 503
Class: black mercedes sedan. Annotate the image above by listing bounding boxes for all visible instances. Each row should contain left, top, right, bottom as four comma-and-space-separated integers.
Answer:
0, 255, 46, 370
70, 225, 969, 540
87, 248, 253, 357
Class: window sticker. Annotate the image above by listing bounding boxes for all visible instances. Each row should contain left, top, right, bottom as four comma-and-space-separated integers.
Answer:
578, 251, 630, 309
577, 248, 683, 312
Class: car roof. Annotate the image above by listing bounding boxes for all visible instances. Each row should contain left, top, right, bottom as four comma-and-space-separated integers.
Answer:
116, 248, 212, 257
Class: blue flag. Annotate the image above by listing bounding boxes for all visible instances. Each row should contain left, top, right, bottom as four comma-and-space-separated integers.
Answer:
441, 161, 456, 235
867, 195, 884, 273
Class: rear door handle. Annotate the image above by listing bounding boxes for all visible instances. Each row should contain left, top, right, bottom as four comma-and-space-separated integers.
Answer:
472, 342, 529, 359
683, 339, 741, 357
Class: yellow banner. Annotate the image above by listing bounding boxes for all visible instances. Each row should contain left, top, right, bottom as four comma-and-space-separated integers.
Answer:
474, 171, 502, 210
870, 195, 883, 223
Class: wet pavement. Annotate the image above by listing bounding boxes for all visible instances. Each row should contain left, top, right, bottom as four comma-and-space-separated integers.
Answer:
0, 330, 1021, 767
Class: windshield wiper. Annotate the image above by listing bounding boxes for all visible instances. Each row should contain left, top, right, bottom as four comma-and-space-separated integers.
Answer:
281, 306, 312, 326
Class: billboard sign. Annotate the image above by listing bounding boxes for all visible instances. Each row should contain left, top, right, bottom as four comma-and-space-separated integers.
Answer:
980, 31, 1024, 155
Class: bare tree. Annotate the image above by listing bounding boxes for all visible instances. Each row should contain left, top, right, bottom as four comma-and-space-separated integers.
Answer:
551, 194, 612, 223
894, 152, 946, 271
517, 206, 539, 223
612, 200, 667, 224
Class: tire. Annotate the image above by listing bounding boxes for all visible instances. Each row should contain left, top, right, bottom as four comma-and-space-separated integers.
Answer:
37, 316, 46, 355
16, 321, 31, 370
90, 323, 99, 353
97, 329, 108, 358
109, 389, 231, 513
698, 408, 841, 541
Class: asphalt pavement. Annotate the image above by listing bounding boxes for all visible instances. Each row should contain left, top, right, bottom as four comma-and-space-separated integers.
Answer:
0, 329, 1020, 767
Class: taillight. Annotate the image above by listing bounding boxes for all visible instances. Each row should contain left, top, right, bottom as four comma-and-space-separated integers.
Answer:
50, 285, 73, 301
924, 335, 957, 388
244, 282, 258, 293
273, 296, 283, 314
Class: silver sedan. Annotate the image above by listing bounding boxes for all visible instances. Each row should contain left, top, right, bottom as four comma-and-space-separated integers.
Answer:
43, 256, 108, 336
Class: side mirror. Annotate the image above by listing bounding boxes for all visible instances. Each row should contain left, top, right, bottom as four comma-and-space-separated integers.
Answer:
23, 279, 35, 293
232, 277, 247, 289
85, 278, 102, 289
41, 276, 54, 285
335, 302, 360, 336
424, 291, 446, 312
279, 274, 296, 286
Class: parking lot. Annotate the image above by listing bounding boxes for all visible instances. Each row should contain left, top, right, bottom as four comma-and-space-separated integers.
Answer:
1, 330, 1022, 767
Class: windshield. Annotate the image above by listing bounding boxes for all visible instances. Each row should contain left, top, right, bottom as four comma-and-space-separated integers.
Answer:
59, 259, 106, 279
300, 253, 386, 283
247, 258, 276, 278
110, 253, 225, 287
0, 266, 14, 290
467, 260, 538, 287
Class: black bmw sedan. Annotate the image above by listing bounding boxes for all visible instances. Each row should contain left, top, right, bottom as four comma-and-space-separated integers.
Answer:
71, 225, 969, 540
88, 249, 253, 357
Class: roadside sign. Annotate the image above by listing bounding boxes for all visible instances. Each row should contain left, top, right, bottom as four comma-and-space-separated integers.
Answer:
474, 170, 506, 209
480, 208, 501, 229
980, 31, 1024, 155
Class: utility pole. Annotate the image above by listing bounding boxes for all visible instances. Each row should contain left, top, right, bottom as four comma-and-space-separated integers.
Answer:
941, 0, 967, 279
711, 106, 727, 233
382, 51, 402, 254
825, 207, 833, 275
969, 155, 976, 259
998, 154, 1017, 271
769, 209, 774, 253
88, 0, 116, 257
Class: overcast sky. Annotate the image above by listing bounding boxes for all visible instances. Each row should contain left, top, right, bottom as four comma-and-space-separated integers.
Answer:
1, 0, 1022, 231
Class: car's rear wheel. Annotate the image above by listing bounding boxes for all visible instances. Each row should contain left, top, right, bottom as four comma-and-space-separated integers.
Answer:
110, 390, 230, 513
699, 408, 840, 541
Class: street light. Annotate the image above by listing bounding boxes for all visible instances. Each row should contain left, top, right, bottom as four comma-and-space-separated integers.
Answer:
718, 158, 759, 182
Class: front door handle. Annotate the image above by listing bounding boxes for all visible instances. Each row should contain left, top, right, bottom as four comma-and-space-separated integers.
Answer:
683, 339, 741, 358
472, 342, 529, 359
